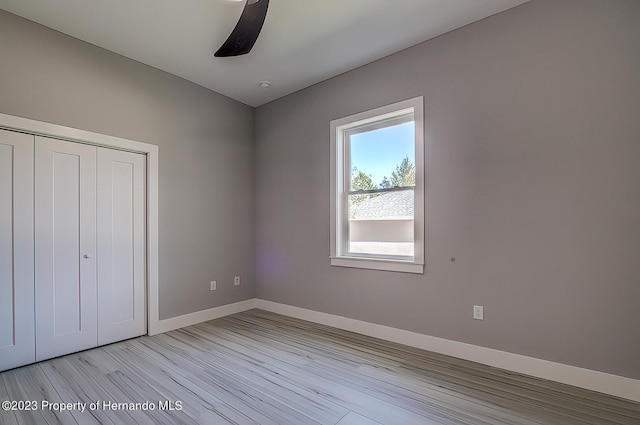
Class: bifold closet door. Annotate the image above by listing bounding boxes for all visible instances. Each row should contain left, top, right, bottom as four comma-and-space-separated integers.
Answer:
35, 136, 98, 361
0, 129, 35, 371
97, 147, 146, 346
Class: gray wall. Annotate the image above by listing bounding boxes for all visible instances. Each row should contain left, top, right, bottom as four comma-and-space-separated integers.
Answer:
254, 0, 640, 379
0, 10, 256, 319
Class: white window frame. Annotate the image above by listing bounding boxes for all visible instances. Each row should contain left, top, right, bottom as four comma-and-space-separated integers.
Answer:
330, 96, 424, 274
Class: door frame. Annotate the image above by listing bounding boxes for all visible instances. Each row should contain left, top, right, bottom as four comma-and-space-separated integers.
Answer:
0, 113, 162, 335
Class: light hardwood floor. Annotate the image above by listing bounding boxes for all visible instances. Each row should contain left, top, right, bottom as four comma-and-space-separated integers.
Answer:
1, 309, 638, 424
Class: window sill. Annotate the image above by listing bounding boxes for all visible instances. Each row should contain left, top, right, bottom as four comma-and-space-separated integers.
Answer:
330, 256, 424, 274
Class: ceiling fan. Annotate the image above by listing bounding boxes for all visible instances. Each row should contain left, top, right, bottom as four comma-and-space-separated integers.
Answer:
214, 0, 270, 57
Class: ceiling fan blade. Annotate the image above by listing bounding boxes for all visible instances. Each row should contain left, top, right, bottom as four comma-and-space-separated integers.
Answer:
214, 0, 269, 57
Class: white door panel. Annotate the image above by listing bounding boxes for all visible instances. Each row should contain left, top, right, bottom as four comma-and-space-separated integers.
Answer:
97, 148, 146, 345
35, 136, 97, 361
0, 129, 35, 371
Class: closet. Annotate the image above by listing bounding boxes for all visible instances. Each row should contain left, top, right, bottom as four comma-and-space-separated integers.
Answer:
0, 128, 146, 371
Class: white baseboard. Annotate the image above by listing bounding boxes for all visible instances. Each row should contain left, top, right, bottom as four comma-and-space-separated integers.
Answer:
253, 299, 640, 403
149, 298, 258, 335
150, 298, 640, 402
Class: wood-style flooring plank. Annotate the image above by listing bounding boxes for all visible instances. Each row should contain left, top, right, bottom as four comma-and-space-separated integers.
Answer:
241, 309, 640, 424
1, 308, 639, 425
336, 412, 383, 425
152, 333, 349, 424
38, 359, 105, 425
2, 364, 76, 425
0, 375, 19, 425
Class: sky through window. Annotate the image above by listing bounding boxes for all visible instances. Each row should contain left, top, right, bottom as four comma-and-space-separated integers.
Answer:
350, 122, 414, 187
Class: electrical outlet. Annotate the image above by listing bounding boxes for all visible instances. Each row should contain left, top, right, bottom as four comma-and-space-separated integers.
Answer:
234, 276, 240, 286
210, 281, 217, 291
473, 305, 484, 320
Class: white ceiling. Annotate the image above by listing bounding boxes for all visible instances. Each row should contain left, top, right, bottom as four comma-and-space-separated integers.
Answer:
0, 0, 528, 107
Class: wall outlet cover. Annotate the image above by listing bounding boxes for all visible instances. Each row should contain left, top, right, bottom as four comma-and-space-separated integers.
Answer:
473, 305, 484, 320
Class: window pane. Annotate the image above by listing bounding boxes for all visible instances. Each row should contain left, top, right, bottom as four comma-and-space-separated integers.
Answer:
348, 190, 414, 257
350, 121, 415, 191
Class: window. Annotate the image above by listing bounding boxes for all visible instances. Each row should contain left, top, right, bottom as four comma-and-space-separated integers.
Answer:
330, 97, 424, 273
